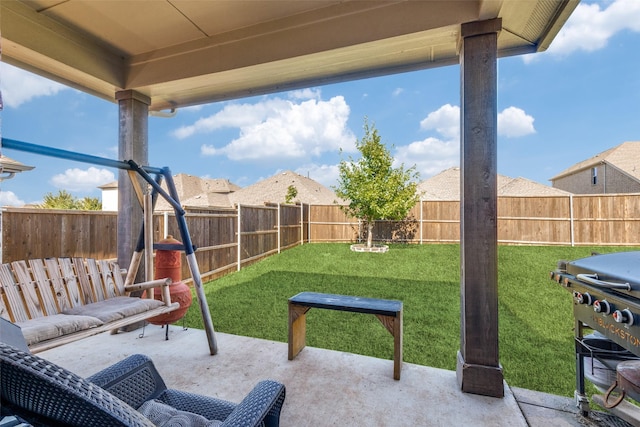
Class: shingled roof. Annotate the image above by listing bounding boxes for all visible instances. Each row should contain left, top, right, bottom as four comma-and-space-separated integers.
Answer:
229, 170, 341, 206
417, 167, 570, 200
154, 173, 240, 210
550, 141, 640, 182
0, 155, 34, 179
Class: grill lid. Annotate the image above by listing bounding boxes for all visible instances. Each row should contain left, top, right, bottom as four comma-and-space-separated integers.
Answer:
566, 251, 640, 289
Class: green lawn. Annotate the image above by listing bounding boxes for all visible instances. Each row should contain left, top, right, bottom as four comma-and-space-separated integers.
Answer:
183, 243, 639, 396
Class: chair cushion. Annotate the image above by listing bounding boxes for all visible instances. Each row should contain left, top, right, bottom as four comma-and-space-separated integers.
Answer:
17, 314, 103, 345
63, 296, 165, 323
139, 399, 223, 427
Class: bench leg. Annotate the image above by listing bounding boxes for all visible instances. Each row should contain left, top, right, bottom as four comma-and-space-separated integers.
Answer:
288, 304, 310, 360
376, 312, 403, 380
393, 311, 403, 380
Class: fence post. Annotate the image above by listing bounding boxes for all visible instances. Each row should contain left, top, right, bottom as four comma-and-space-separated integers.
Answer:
163, 211, 169, 239
308, 205, 312, 244
420, 199, 424, 245
237, 204, 242, 271
569, 195, 575, 247
277, 203, 281, 254
300, 203, 304, 245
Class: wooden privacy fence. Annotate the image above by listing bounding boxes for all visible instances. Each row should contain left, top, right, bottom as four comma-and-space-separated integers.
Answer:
1, 208, 118, 262
1, 203, 306, 282
2, 193, 639, 279
307, 194, 640, 246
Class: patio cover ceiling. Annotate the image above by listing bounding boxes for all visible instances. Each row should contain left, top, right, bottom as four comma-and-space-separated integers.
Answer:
1, 0, 579, 112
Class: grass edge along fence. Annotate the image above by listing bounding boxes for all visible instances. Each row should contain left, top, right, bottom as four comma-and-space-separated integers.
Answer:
3, 193, 640, 279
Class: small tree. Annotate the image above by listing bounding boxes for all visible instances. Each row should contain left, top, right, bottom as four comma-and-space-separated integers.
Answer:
285, 185, 298, 204
40, 190, 78, 209
334, 119, 419, 248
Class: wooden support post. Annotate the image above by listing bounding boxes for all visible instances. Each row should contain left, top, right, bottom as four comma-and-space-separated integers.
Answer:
288, 303, 310, 360
117, 90, 150, 280
375, 313, 403, 380
393, 311, 402, 380
457, 18, 504, 398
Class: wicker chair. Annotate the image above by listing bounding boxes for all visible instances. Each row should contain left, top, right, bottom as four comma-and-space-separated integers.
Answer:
0, 342, 286, 427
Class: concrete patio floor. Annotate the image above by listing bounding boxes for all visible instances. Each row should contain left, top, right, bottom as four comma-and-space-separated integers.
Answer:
39, 325, 628, 426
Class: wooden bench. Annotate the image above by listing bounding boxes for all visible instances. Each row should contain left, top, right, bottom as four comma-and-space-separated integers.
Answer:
0, 257, 179, 353
288, 292, 403, 380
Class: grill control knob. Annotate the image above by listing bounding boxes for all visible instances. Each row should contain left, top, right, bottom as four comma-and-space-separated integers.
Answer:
573, 291, 593, 305
594, 300, 613, 314
613, 309, 635, 326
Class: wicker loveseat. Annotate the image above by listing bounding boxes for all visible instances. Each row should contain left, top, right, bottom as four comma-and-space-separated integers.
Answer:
0, 342, 286, 426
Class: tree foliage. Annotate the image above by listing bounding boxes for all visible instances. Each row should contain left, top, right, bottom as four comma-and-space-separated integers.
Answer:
39, 190, 102, 210
334, 119, 420, 247
76, 196, 102, 211
285, 185, 298, 204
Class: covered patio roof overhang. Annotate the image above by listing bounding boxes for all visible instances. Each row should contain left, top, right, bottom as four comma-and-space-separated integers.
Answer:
2, 0, 577, 112
0, 0, 580, 398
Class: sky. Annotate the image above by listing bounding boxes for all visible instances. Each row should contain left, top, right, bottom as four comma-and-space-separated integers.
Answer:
1, 0, 639, 207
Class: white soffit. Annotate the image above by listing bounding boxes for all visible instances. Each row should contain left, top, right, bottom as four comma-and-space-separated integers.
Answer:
1, 0, 579, 110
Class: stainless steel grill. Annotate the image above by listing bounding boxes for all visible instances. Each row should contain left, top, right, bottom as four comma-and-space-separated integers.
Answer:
551, 251, 640, 422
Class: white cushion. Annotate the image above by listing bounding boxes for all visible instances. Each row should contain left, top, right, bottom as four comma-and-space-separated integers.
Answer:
139, 399, 223, 427
63, 296, 164, 323
17, 314, 103, 345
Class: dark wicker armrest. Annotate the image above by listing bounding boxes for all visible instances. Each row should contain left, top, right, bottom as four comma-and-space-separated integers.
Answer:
157, 380, 285, 427
220, 380, 286, 427
88, 354, 168, 410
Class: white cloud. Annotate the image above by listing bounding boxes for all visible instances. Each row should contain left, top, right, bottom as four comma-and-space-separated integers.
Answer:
392, 88, 404, 97
50, 167, 115, 192
173, 101, 279, 139
295, 163, 340, 189
395, 137, 459, 178
407, 105, 461, 177
532, 0, 640, 60
0, 190, 26, 207
0, 63, 68, 108
406, 104, 536, 178
197, 96, 355, 161
288, 88, 321, 100
419, 104, 460, 140
419, 104, 535, 140
497, 106, 536, 138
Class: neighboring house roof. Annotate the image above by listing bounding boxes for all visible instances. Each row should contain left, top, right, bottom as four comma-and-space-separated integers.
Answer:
156, 174, 240, 210
417, 167, 570, 200
229, 170, 341, 206
98, 181, 118, 190
0, 155, 34, 180
550, 141, 640, 182
498, 176, 572, 197
100, 174, 241, 210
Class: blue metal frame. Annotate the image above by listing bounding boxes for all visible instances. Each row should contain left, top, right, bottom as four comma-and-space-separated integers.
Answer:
2, 137, 218, 354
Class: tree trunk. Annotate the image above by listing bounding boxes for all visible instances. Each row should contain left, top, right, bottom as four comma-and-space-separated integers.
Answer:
367, 221, 374, 248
